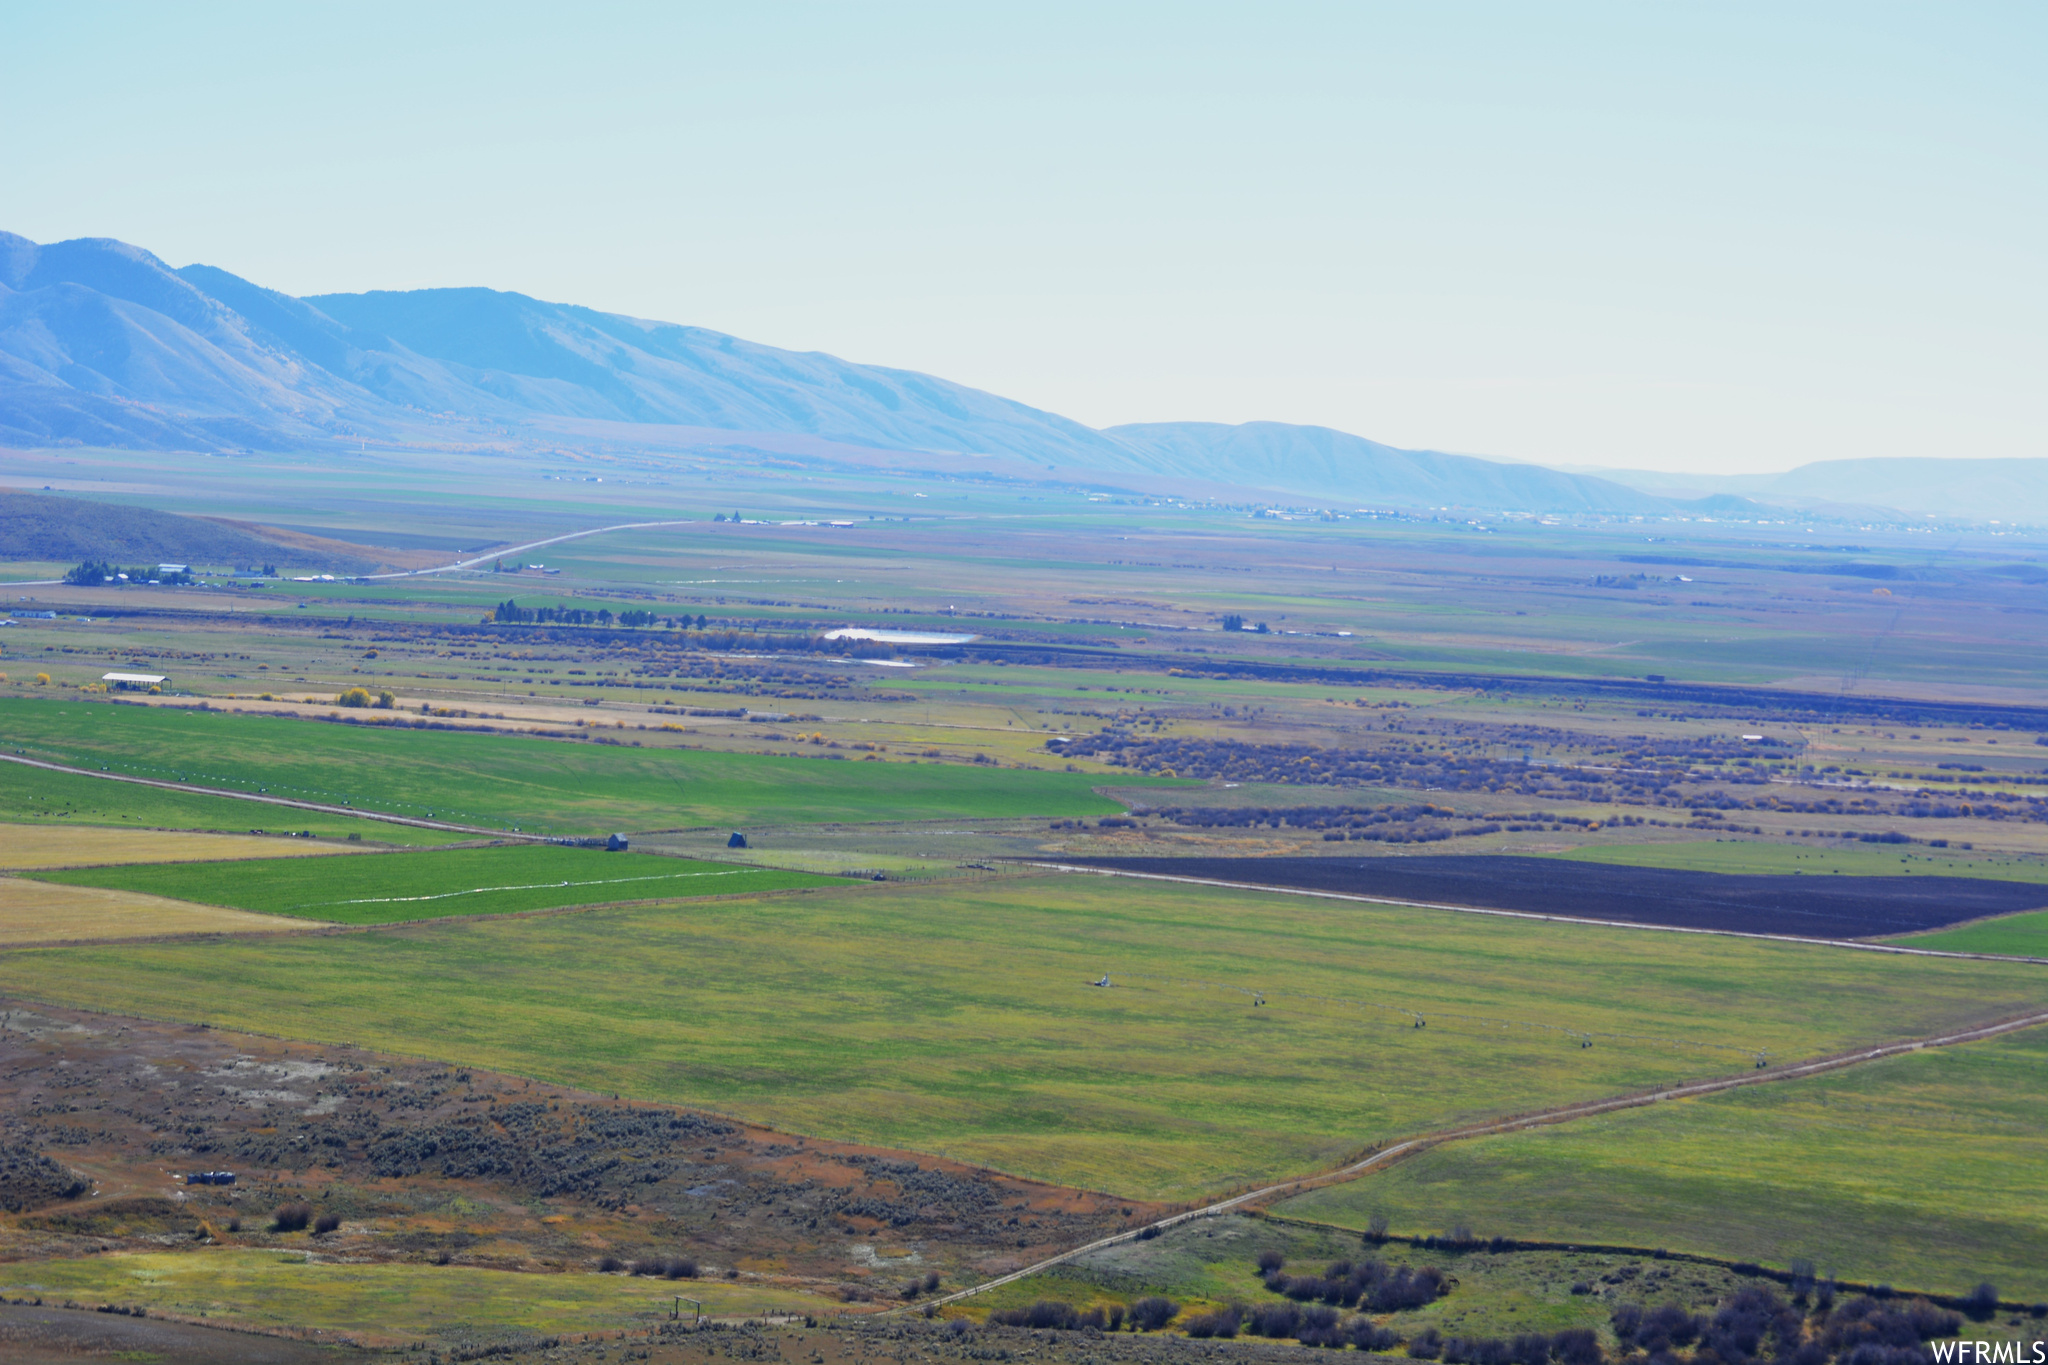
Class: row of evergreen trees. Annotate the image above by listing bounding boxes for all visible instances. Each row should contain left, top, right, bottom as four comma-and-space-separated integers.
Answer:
491, 600, 735, 630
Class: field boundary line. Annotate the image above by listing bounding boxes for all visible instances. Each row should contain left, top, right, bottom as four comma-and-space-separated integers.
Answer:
1013, 861, 2048, 965
0, 751, 543, 841
917, 1005, 2048, 1312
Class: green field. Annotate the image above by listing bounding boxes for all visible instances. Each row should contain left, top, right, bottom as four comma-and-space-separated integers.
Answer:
1557, 839, 2048, 882
0, 1249, 821, 1345
1890, 910, 2048, 959
4, 874, 2043, 1200
0, 759, 458, 844
32, 844, 839, 924
0, 696, 1172, 832
1273, 1025, 2048, 1299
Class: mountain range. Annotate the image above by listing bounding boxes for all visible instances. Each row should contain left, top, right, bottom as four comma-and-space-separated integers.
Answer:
1566, 459, 2048, 526
0, 231, 2032, 521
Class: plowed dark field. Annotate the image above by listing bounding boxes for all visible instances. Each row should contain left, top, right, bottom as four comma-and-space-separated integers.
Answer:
1052, 855, 2048, 940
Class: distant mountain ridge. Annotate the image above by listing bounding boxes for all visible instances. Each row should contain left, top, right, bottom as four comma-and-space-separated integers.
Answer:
1580, 458, 2048, 526
0, 229, 2012, 519
0, 232, 1130, 467
1105, 421, 1662, 513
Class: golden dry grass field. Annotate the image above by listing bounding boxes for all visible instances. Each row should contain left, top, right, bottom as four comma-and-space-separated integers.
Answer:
0, 876, 309, 946
0, 821, 366, 870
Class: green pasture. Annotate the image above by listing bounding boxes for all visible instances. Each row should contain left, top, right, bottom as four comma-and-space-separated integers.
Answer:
1557, 839, 2048, 883
0, 696, 1176, 833
5, 874, 2044, 1202
32, 844, 837, 924
0, 1249, 822, 1344
0, 758, 454, 844
1890, 910, 2048, 958
1274, 1025, 2048, 1299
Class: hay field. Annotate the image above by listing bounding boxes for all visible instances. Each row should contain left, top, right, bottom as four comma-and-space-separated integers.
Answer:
0, 760, 459, 845
0, 877, 307, 945
0, 697, 1173, 833
0, 1250, 823, 1347
35, 845, 841, 924
1273, 1024, 2048, 1299
1890, 909, 2048, 959
4, 873, 2043, 1200
0, 822, 363, 870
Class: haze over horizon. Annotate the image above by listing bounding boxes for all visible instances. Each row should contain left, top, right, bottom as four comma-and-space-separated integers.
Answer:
2, 3, 2043, 476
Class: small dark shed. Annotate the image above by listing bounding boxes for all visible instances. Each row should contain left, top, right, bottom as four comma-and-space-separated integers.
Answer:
606, 833, 629, 851
727, 831, 748, 848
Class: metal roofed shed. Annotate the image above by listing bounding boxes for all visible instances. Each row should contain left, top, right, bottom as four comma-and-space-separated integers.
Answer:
102, 672, 167, 690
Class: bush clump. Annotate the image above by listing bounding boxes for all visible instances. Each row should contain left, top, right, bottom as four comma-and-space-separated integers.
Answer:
1184, 1306, 1242, 1339
630, 1255, 698, 1279
270, 1202, 313, 1232
989, 1301, 1079, 1330
1260, 1255, 1449, 1312
335, 686, 395, 709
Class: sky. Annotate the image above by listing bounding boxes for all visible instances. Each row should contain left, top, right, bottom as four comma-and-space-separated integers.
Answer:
2, 2, 2042, 475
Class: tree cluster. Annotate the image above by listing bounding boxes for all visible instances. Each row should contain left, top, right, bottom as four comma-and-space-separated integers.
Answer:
493, 600, 618, 626
62, 560, 193, 586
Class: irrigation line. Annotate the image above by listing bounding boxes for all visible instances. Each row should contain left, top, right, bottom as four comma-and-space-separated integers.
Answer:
0, 752, 544, 842
916, 1006, 2048, 1313
1017, 861, 2048, 965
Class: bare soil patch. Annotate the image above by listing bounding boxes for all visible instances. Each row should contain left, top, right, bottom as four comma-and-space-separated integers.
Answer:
1053, 855, 2048, 940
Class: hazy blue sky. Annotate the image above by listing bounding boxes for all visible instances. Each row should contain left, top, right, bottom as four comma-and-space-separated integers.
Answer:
3, 3, 2041, 474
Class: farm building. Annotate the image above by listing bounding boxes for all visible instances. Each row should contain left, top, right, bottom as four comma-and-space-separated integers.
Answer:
102, 671, 168, 691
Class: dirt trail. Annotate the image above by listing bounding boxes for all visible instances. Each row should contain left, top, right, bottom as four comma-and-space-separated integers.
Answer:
921, 1004, 2048, 1310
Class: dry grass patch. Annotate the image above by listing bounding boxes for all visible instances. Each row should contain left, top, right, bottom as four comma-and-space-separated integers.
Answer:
0, 877, 308, 946
0, 1249, 825, 1347
0, 822, 364, 871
